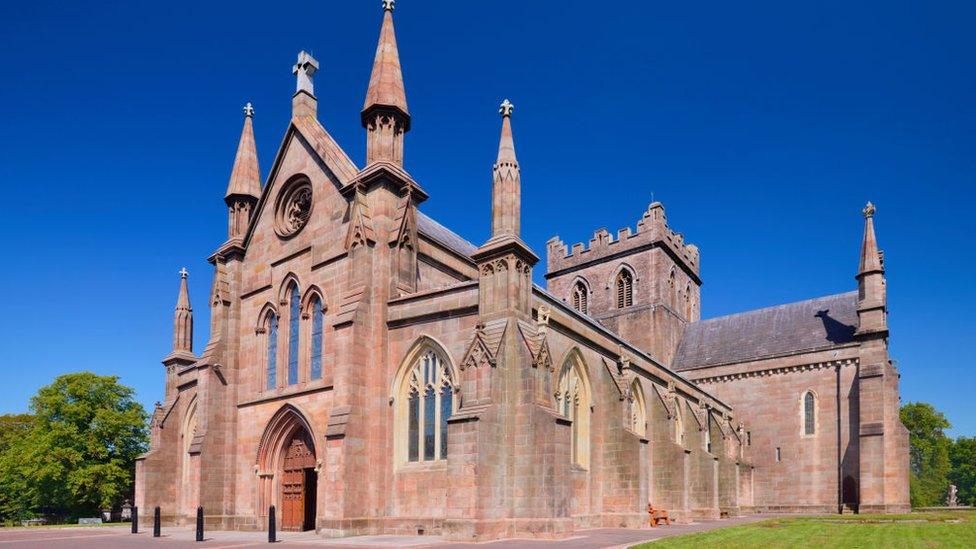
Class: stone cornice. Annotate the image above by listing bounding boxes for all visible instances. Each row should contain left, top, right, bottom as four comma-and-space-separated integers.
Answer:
692, 358, 857, 385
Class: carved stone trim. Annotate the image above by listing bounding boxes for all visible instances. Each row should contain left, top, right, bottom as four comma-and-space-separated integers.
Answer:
691, 359, 856, 385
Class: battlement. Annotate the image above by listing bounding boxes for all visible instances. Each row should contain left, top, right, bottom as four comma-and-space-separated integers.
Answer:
546, 202, 700, 278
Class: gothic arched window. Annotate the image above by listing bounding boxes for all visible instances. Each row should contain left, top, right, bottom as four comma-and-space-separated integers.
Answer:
684, 284, 692, 319
668, 267, 677, 306
803, 391, 817, 436
287, 284, 300, 385
615, 269, 633, 309
556, 353, 591, 468
310, 296, 323, 381
572, 280, 588, 315
266, 314, 278, 390
402, 349, 455, 463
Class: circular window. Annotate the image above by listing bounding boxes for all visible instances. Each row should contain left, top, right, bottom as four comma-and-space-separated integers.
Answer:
274, 178, 313, 238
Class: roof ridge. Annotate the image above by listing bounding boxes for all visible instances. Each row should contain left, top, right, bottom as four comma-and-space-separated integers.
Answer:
692, 291, 858, 325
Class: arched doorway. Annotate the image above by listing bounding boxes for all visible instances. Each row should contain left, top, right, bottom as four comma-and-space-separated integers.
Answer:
281, 429, 316, 531
255, 405, 319, 532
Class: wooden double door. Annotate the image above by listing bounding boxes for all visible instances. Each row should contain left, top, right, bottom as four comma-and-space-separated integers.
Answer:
281, 430, 317, 531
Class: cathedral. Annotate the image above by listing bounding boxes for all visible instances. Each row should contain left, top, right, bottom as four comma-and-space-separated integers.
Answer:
135, 2, 910, 540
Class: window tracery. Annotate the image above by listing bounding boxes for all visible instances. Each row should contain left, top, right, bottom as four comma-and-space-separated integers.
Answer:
556, 353, 590, 468
402, 350, 455, 463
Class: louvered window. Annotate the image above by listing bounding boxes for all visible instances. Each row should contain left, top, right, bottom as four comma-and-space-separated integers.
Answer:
616, 270, 633, 308
571, 281, 588, 314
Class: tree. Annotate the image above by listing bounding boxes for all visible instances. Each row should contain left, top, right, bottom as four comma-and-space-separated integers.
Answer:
0, 414, 34, 522
900, 402, 952, 507
0, 373, 148, 520
949, 437, 976, 506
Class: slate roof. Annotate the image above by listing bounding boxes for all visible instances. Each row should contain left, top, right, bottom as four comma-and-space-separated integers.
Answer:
417, 211, 478, 258
672, 291, 859, 371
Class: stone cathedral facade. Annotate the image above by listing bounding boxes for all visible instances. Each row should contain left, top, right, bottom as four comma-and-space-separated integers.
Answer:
135, 3, 910, 540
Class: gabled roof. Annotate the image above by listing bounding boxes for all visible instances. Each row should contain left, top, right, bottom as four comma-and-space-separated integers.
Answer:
416, 211, 477, 258
672, 291, 859, 372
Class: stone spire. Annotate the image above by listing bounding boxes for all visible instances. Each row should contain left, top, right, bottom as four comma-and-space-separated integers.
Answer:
362, 0, 410, 166
492, 99, 521, 238
855, 202, 887, 336
224, 103, 261, 239
173, 268, 193, 353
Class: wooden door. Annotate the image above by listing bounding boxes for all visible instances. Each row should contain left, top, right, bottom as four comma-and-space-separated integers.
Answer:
280, 431, 315, 531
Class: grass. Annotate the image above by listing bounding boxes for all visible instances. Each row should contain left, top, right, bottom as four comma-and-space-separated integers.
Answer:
632, 511, 976, 548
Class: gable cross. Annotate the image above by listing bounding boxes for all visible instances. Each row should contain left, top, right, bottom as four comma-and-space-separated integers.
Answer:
293, 51, 319, 96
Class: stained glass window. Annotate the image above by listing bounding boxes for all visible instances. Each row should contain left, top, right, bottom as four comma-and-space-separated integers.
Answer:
403, 350, 455, 463
310, 296, 323, 381
266, 315, 278, 390
287, 285, 300, 385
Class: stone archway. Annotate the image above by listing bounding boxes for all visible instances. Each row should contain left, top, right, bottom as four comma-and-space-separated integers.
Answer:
256, 405, 319, 532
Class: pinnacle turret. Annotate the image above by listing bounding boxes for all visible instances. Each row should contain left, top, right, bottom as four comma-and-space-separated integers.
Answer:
173, 268, 193, 353
362, 0, 410, 166
225, 104, 261, 239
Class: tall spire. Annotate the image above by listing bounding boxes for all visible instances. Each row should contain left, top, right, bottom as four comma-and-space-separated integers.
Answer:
492, 99, 521, 238
855, 202, 887, 336
858, 201, 882, 276
225, 103, 261, 239
173, 268, 193, 353
362, 0, 410, 166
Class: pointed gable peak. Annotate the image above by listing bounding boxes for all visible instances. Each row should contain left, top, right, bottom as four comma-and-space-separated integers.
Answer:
225, 103, 261, 201
496, 99, 518, 165
362, 0, 409, 124
858, 201, 883, 276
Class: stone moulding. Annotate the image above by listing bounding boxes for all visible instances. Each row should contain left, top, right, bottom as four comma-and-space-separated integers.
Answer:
692, 359, 856, 385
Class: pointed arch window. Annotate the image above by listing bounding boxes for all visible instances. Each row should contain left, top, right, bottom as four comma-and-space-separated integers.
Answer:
668, 268, 677, 306
571, 281, 588, 315
266, 314, 278, 390
310, 296, 323, 381
556, 355, 591, 468
684, 284, 692, 319
803, 391, 817, 436
616, 269, 633, 309
402, 350, 456, 463
287, 284, 300, 385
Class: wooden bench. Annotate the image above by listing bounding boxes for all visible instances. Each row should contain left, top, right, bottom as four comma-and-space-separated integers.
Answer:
647, 504, 671, 527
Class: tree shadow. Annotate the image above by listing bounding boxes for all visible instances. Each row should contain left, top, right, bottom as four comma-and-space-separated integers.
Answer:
815, 309, 856, 344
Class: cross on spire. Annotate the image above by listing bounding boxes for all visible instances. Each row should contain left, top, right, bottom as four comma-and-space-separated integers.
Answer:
243, 102, 254, 118
499, 99, 514, 117
382, 0, 395, 11
293, 51, 319, 96
862, 201, 876, 218
179, 267, 189, 279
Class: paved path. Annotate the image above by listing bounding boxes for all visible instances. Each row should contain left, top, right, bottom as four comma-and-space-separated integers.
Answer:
0, 515, 769, 548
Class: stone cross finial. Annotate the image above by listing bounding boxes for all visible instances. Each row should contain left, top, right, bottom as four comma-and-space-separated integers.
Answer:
382, 0, 395, 11
243, 102, 254, 118
499, 99, 514, 117
293, 51, 319, 96
179, 267, 189, 279
862, 201, 876, 218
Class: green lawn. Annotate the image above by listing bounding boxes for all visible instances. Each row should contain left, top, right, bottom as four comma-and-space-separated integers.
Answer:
633, 511, 976, 549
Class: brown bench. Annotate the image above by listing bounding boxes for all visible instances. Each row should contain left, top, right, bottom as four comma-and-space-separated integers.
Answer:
647, 504, 671, 527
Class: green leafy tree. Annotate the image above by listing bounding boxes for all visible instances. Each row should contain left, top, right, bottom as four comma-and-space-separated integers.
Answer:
0, 414, 34, 521
0, 373, 148, 520
949, 437, 976, 506
900, 402, 952, 507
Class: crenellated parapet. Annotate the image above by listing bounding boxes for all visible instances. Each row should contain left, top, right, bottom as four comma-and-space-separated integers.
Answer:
546, 202, 700, 279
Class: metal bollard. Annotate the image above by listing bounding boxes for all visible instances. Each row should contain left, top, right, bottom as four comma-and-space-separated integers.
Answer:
153, 506, 161, 537
131, 506, 138, 534
268, 505, 276, 543
196, 506, 204, 542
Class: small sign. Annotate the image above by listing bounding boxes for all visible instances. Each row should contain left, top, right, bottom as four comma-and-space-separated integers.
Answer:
78, 517, 103, 525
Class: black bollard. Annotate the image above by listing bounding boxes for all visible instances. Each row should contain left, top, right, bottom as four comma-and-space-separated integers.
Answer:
268, 505, 276, 543
131, 506, 138, 534
196, 506, 204, 542
153, 506, 161, 537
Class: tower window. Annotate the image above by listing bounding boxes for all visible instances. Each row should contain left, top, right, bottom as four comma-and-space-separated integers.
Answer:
615, 269, 633, 308
776, 447, 782, 462
571, 281, 588, 314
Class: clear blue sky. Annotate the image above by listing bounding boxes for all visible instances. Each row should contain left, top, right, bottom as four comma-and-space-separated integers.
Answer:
0, 1, 972, 436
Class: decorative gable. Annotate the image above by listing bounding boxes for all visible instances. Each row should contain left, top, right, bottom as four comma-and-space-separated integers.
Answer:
345, 188, 376, 250
460, 319, 508, 370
